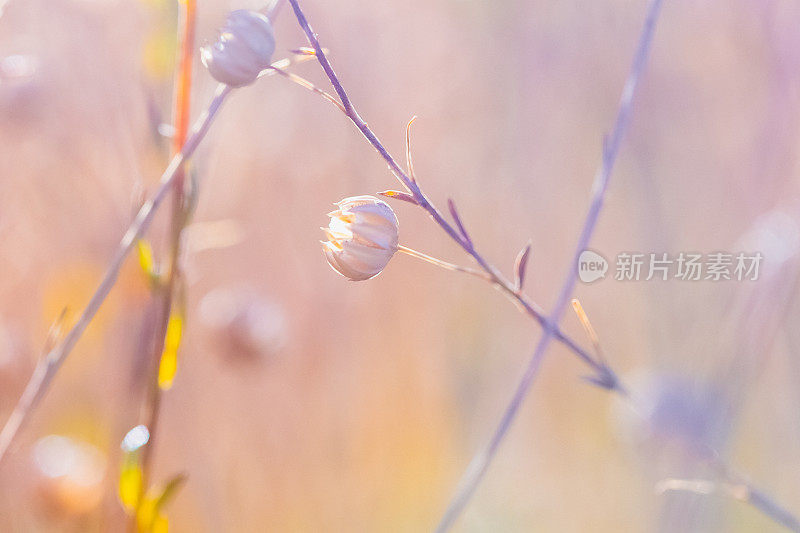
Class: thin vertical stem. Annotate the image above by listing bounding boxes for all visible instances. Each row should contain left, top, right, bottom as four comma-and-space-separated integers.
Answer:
434, 1, 664, 530
0, 49, 302, 469
136, 0, 196, 517
0, 83, 231, 468
171, 0, 195, 156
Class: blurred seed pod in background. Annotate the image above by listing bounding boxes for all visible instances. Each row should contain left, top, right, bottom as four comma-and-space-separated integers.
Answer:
0, 54, 43, 121
31, 435, 106, 518
199, 287, 287, 364
613, 371, 723, 453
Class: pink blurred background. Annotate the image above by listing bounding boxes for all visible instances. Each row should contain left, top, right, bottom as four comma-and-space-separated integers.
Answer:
0, 0, 799, 530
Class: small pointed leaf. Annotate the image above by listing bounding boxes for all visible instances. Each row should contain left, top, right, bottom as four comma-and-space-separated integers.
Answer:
137, 240, 156, 278
158, 313, 183, 390
447, 198, 472, 247
405, 116, 418, 182
378, 190, 418, 205
118, 455, 143, 512
581, 366, 618, 390
514, 241, 532, 291
152, 473, 188, 517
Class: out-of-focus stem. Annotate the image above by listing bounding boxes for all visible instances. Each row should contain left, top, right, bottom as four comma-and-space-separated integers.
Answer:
0, 44, 314, 470
434, 0, 664, 528
261, 0, 286, 18
0, 82, 232, 468
171, 1, 195, 156
133, 1, 197, 523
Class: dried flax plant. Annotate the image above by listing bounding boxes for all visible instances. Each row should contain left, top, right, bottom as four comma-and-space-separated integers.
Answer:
283, 0, 800, 530
118, 0, 198, 528
0, 1, 300, 529
0, 0, 797, 530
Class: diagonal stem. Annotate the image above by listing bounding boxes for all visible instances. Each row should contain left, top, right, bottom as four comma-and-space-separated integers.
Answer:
274, 3, 800, 532
434, 0, 664, 529
0, 82, 233, 467
285, 0, 614, 385
0, 44, 320, 468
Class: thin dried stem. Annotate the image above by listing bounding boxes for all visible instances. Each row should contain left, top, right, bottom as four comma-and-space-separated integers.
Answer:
447, 198, 473, 247
574, 298, 800, 533
284, 0, 613, 386
170, 1, 195, 156
656, 476, 800, 532
405, 116, 418, 183
397, 245, 491, 281
0, 83, 232, 467
0, 50, 307, 467
513, 241, 532, 292
134, 1, 197, 522
571, 298, 605, 363
267, 66, 346, 113
434, 1, 664, 529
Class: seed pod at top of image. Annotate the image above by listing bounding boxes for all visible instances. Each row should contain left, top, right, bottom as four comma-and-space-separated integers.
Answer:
201, 10, 276, 88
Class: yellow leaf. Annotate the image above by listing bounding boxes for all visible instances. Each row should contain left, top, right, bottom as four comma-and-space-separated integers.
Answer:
118, 458, 142, 512
152, 514, 169, 533
136, 496, 169, 533
158, 313, 183, 390
138, 473, 185, 532
137, 240, 156, 279
151, 473, 187, 514
137, 496, 157, 531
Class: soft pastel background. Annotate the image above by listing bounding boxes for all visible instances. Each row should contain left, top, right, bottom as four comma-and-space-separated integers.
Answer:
0, 0, 799, 530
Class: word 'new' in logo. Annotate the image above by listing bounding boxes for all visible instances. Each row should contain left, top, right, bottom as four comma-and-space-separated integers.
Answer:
578, 250, 608, 283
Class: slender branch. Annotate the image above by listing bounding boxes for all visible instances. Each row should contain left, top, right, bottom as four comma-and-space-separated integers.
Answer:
133, 2, 197, 523
0, 46, 314, 466
0, 83, 232, 466
434, 1, 663, 529
727, 477, 800, 533
284, 0, 614, 385
267, 66, 346, 113
397, 245, 491, 281
171, 0, 195, 156
447, 198, 473, 248
656, 472, 800, 533
406, 116, 418, 182
280, 3, 800, 532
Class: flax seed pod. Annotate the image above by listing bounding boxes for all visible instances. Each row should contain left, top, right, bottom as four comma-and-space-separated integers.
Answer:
322, 196, 399, 281
201, 10, 276, 88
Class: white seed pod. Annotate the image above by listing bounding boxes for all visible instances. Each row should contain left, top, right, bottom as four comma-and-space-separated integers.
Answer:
201, 10, 276, 88
322, 196, 399, 281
